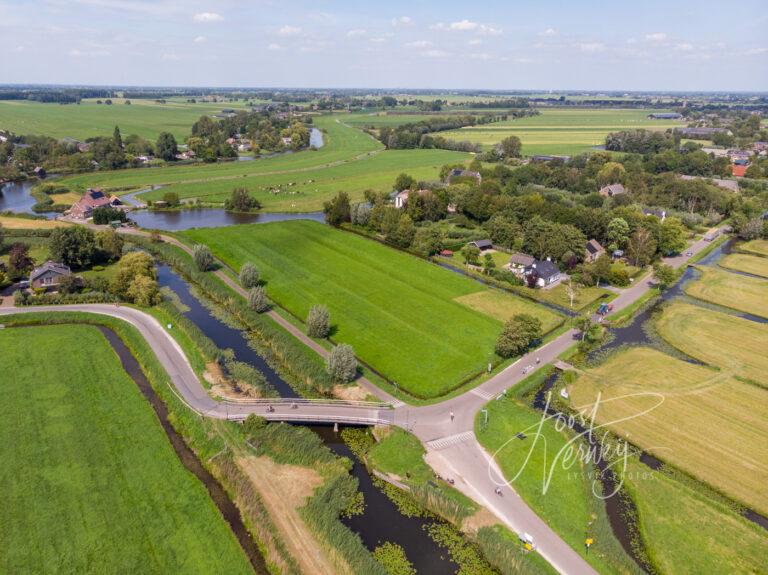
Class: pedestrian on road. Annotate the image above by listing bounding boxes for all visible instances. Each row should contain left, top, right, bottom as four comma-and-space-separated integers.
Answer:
495, 487, 502, 496
536, 357, 541, 364
450, 411, 454, 421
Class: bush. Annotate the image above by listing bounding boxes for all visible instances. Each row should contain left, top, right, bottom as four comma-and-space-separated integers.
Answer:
307, 304, 330, 338
193, 244, 214, 271
247, 286, 269, 312
239, 262, 260, 288
224, 188, 261, 212
92, 206, 127, 225
495, 313, 542, 358
326, 344, 358, 383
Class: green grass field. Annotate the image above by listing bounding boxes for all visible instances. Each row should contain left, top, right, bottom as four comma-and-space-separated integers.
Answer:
0, 325, 251, 574
623, 458, 768, 575
569, 347, 768, 515
720, 253, 768, 278
0, 98, 254, 141
439, 108, 684, 155
183, 221, 561, 397
685, 267, 768, 319
56, 116, 470, 212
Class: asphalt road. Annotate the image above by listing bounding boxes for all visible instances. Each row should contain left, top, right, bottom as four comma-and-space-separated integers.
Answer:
0, 225, 724, 575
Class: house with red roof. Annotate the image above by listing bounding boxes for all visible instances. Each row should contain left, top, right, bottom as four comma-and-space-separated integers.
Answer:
68, 188, 123, 219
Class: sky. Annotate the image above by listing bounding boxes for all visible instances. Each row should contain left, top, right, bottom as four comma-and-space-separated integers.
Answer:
1, 0, 767, 91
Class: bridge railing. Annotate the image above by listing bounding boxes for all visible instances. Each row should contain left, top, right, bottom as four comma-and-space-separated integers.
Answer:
220, 397, 394, 409
226, 412, 395, 425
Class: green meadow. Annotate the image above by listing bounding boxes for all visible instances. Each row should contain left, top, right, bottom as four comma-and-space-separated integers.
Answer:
0, 324, 252, 574
439, 108, 684, 155
183, 220, 561, 398
57, 117, 470, 211
0, 97, 256, 141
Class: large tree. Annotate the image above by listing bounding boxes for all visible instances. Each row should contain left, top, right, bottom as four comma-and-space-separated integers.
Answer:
49, 227, 96, 269
8, 243, 34, 277
326, 344, 358, 383
499, 135, 522, 158
495, 313, 542, 358
323, 191, 351, 227
627, 228, 657, 267
156, 132, 179, 161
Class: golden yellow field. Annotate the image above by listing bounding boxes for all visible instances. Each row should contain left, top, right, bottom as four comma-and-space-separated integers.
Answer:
0, 216, 70, 229
685, 267, 768, 319
569, 347, 768, 515
739, 239, 768, 257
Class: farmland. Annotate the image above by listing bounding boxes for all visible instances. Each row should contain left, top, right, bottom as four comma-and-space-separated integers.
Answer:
739, 238, 768, 257
568, 347, 768, 515
438, 108, 684, 155
183, 220, 562, 398
685, 267, 768, 319
0, 324, 252, 574
720, 253, 768, 278
656, 303, 768, 387
0, 97, 254, 141
57, 116, 470, 212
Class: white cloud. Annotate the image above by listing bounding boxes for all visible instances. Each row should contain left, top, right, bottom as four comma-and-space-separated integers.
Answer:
468, 39, 482, 46
406, 40, 432, 48
69, 48, 110, 57
432, 20, 501, 35
539, 28, 557, 37
346, 29, 367, 37
369, 37, 387, 43
194, 35, 207, 43
746, 47, 768, 55
391, 16, 414, 27
13, 45, 24, 53
193, 12, 223, 23
578, 42, 605, 53
267, 43, 283, 51
674, 43, 693, 51
161, 53, 180, 61
278, 25, 302, 36
470, 52, 492, 60
645, 32, 668, 42
422, 49, 449, 58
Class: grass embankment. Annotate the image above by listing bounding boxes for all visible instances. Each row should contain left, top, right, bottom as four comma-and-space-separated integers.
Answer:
568, 347, 768, 516
0, 97, 254, 141
183, 220, 562, 398
474, 369, 639, 575
685, 266, 768, 319
0, 215, 70, 229
0, 324, 252, 574
720, 253, 768, 278
622, 458, 768, 575
438, 108, 684, 155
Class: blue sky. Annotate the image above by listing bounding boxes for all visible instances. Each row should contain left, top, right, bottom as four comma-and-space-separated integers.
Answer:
1, 0, 766, 90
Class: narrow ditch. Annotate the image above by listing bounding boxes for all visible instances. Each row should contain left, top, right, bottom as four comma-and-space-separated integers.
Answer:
96, 325, 270, 574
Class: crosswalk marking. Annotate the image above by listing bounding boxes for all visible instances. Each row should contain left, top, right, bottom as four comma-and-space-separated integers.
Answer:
390, 399, 406, 408
470, 388, 495, 401
426, 431, 475, 450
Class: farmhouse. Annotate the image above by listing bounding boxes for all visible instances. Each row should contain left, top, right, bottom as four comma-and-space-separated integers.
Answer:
508, 252, 535, 274
447, 168, 482, 184
524, 258, 561, 287
732, 165, 747, 178
648, 112, 682, 120
679, 174, 739, 192
29, 261, 72, 289
393, 189, 430, 209
468, 239, 493, 252
677, 127, 732, 139
68, 188, 123, 220
585, 239, 605, 263
643, 208, 667, 222
598, 183, 626, 197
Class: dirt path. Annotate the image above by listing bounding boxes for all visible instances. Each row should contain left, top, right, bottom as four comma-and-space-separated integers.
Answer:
236, 456, 345, 575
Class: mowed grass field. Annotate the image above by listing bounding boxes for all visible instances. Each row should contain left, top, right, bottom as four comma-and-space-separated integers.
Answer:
685, 267, 768, 319
0, 215, 71, 229
739, 238, 768, 257
720, 253, 768, 278
0, 98, 253, 141
439, 108, 684, 155
568, 347, 768, 515
623, 458, 768, 575
183, 221, 561, 398
57, 117, 470, 212
0, 325, 251, 574
656, 303, 768, 387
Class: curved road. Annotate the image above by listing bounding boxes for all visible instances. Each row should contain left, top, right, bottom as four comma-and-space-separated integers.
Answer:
1, 226, 725, 575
